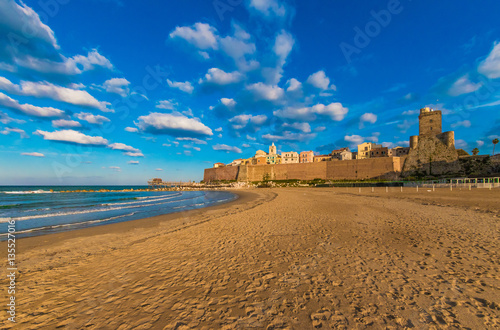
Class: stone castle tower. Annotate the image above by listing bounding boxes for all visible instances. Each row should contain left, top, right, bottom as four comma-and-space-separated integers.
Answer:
403, 107, 459, 177
269, 142, 276, 155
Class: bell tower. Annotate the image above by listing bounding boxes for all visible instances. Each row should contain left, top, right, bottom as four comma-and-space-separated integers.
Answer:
269, 142, 276, 155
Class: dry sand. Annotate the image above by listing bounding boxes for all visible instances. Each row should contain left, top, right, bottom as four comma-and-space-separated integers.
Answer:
1, 187, 499, 329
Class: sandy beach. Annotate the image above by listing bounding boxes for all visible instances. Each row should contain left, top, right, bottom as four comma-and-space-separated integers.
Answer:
1, 187, 499, 329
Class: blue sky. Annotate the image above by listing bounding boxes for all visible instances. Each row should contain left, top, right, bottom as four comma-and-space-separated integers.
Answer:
0, 0, 499, 185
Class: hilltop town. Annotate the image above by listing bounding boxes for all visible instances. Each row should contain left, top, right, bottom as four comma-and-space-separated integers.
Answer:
205, 107, 498, 182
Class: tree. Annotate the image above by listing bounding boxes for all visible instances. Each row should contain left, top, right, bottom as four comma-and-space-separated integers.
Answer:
472, 148, 479, 156
493, 138, 499, 155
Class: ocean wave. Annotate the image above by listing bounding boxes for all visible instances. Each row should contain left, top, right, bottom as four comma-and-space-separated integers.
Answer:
0, 194, 203, 222
0, 212, 137, 237
3, 190, 57, 194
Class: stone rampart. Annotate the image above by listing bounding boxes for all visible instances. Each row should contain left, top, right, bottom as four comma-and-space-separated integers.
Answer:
203, 157, 403, 182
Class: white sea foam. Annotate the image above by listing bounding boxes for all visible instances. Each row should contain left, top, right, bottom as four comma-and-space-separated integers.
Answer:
0, 194, 203, 222
4, 190, 57, 194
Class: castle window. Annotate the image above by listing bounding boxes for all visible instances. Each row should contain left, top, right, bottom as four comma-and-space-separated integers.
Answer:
430, 127, 433, 130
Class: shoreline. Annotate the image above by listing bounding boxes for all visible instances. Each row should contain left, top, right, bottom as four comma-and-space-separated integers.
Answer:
6, 190, 257, 252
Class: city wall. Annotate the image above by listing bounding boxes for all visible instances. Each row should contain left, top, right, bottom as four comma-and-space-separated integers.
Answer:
204, 157, 403, 182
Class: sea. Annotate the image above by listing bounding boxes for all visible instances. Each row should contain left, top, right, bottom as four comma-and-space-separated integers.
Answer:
0, 186, 237, 240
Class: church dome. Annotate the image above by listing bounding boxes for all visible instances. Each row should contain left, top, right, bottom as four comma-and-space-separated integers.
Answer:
255, 150, 267, 156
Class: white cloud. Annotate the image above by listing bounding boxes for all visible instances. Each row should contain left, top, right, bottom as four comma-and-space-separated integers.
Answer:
274, 30, 294, 64
169, 22, 219, 50
156, 168, 163, 171
102, 78, 130, 97
360, 113, 377, 124
275, 103, 348, 122
451, 120, 471, 128
448, 75, 482, 96
175, 137, 207, 144
476, 140, 484, 147
455, 139, 468, 149
1, 127, 28, 138
0, 92, 64, 118
229, 114, 267, 130
125, 127, 139, 133
18, 49, 113, 76
307, 70, 335, 90
242, 143, 251, 148
136, 112, 213, 137
213, 144, 242, 153
35, 129, 108, 145
0, 78, 111, 112
248, 0, 287, 17
282, 122, 311, 133
262, 131, 316, 142
156, 100, 176, 110
402, 109, 419, 116
125, 152, 144, 157
167, 79, 194, 94
246, 135, 256, 141
286, 78, 302, 92
21, 152, 45, 157
52, 119, 82, 128
344, 134, 364, 146
0, 111, 25, 124
75, 112, 110, 125
478, 42, 500, 79
247, 83, 284, 101
215, 127, 223, 132
200, 68, 244, 85
108, 143, 140, 153
109, 166, 121, 172
221, 98, 237, 108
128, 161, 139, 165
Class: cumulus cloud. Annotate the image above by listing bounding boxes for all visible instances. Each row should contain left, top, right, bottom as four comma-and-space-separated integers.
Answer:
455, 139, 468, 149
274, 103, 348, 121
125, 152, 144, 157
478, 42, 500, 79
167, 79, 194, 94
108, 143, 140, 153
0, 92, 64, 118
213, 144, 242, 153
75, 112, 110, 125
229, 114, 267, 130
136, 112, 213, 137
199, 68, 244, 85
221, 98, 237, 108
306, 70, 335, 90
451, 120, 472, 128
125, 127, 139, 133
247, 83, 284, 101
156, 100, 176, 110
1, 127, 28, 138
52, 119, 82, 128
169, 22, 218, 50
21, 152, 45, 157
447, 75, 482, 96
282, 122, 311, 133
175, 137, 207, 144
0, 111, 25, 124
262, 131, 316, 142
360, 112, 377, 125
102, 78, 130, 97
248, 0, 287, 17
0, 78, 112, 112
35, 129, 109, 145
344, 134, 364, 146
286, 78, 302, 92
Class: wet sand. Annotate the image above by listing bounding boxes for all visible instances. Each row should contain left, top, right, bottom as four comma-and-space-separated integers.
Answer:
1, 188, 499, 329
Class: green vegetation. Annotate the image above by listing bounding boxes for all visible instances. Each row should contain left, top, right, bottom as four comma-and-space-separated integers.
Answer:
472, 148, 479, 156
